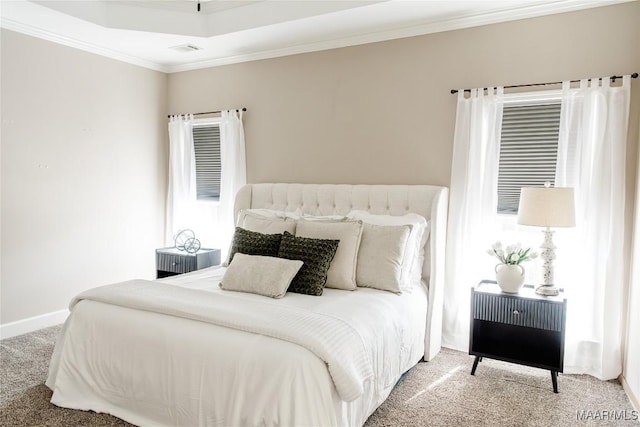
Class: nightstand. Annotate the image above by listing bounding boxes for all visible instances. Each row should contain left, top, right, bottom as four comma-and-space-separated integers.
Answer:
469, 280, 567, 393
155, 247, 221, 278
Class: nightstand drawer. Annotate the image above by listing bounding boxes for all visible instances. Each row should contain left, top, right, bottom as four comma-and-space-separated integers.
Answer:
155, 247, 221, 278
156, 252, 197, 274
473, 292, 564, 332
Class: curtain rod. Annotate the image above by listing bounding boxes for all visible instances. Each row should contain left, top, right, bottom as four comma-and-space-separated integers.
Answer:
450, 73, 638, 94
167, 107, 246, 119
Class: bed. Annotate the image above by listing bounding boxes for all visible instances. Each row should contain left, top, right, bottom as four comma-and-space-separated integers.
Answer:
46, 183, 448, 426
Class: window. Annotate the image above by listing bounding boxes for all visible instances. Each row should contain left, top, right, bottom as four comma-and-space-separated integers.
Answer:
497, 100, 561, 214
193, 124, 221, 201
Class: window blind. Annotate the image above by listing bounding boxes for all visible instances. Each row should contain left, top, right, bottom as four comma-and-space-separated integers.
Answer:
497, 103, 561, 214
193, 125, 221, 201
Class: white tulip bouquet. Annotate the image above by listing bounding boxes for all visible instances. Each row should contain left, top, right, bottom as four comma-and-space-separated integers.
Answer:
487, 241, 537, 265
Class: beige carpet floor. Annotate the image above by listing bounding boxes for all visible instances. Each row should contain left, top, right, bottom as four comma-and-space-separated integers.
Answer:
1, 325, 637, 426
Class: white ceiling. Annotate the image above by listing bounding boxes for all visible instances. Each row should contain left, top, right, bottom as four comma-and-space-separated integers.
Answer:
0, 0, 631, 73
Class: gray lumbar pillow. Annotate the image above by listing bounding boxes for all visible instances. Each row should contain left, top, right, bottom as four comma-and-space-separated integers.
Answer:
220, 253, 303, 299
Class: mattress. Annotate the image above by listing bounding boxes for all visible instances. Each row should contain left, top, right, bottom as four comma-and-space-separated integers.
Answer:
46, 266, 428, 426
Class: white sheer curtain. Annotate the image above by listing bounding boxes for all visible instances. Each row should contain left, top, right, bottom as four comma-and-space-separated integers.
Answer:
443, 88, 504, 351
218, 109, 247, 258
166, 114, 197, 245
555, 76, 631, 380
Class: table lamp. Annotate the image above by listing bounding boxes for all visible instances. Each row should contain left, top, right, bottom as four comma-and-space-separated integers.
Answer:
517, 183, 575, 296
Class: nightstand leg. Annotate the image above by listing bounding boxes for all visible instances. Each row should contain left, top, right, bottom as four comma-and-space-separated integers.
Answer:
550, 370, 558, 393
471, 356, 481, 375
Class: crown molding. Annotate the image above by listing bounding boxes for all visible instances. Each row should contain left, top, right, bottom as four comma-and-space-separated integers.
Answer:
1, 16, 170, 73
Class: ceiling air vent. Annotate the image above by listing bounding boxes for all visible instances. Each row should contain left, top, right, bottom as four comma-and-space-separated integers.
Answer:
170, 44, 203, 53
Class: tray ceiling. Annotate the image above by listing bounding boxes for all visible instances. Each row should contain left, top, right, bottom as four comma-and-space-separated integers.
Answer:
0, 0, 630, 73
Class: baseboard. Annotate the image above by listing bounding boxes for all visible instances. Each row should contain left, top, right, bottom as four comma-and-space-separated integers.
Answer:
0, 309, 69, 339
620, 374, 640, 412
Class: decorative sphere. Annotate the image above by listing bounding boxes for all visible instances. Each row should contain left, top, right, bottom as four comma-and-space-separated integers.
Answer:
174, 229, 196, 252
184, 237, 201, 254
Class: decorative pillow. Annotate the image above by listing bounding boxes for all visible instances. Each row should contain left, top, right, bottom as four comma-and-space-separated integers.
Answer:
280, 208, 303, 220
301, 214, 347, 221
277, 231, 339, 296
227, 227, 283, 264
295, 219, 363, 290
220, 253, 303, 298
347, 210, 428, 291
356, 223, 412, 293
236, 208, 284, 221
236, 209, 297, 234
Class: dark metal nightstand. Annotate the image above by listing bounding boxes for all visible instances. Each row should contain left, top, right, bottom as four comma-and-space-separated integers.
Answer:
155, 247, 221, 278
469, 280, 567, 393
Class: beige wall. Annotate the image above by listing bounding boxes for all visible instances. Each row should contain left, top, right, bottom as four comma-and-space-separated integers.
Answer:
1, 30, 168, 324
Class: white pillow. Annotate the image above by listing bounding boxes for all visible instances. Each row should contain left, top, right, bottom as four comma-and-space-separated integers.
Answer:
347, 210, 428, 291
242, 208, 304, 220
270, 210, 344, 221
356, 223, 412, 293
295, 219, 363, 290
301, 214, 347, 221
220, 253, 303, 298
237, 209, 296, 234
236, 208, 284, 220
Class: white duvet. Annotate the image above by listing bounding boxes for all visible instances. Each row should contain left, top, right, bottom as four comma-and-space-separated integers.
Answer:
46, 266, 428, 426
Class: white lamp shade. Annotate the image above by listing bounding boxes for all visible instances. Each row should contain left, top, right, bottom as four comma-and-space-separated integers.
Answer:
517, 187, 576, 227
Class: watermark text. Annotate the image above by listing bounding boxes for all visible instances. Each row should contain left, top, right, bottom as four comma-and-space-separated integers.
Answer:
576, 409, 638, 422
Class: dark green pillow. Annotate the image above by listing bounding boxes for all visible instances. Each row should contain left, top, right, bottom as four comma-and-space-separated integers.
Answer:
228, 227, 283, 264
278, 231, 339, 296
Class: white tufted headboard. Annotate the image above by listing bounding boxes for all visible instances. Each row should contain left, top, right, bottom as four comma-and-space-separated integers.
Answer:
234, 183, 448, 361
